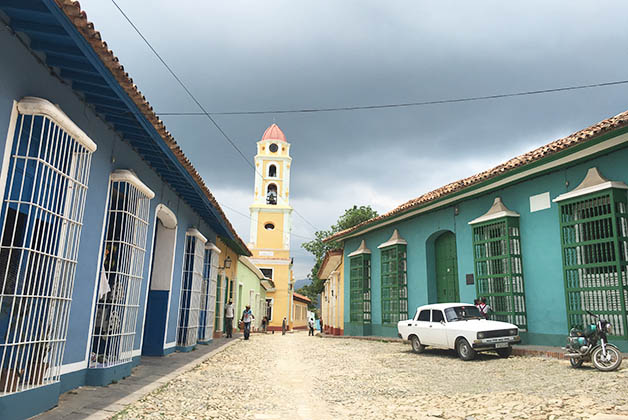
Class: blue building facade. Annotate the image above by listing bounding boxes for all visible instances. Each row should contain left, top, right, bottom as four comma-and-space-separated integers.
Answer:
0, 1, 250, 418
331, 108, 628, 355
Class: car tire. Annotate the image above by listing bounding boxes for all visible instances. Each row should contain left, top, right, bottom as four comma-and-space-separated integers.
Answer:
496, 346, 512, 358
410, 335, 425, 354
456, 338, 476, 361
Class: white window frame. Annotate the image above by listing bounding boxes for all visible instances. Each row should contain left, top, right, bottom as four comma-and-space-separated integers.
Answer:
176, 229, 206, 348
0, 98, 96, 394
199, 242, 219, 341
89, 170, 153, 369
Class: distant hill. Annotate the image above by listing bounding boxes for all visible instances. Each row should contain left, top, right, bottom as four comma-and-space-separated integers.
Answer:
294, 278, 311, 291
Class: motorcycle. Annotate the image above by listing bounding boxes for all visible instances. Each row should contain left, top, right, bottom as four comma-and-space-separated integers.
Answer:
564, 310, 622, 371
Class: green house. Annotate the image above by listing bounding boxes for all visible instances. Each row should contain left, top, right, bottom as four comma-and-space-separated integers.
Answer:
328, 109, 628, 352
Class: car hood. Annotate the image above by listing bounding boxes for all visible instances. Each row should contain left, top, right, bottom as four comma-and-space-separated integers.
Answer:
446, 319, 517, 332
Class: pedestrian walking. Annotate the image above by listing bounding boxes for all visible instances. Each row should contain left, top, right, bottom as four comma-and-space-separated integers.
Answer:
225, 300, 234, 338
308, 318, 314, 336
320, 317, 324, 334
261, 316, 268, 333
241, 305, 255, 340
281, 317, 287, 335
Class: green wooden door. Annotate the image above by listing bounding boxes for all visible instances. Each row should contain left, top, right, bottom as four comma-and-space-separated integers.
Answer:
435, 232, 460, 303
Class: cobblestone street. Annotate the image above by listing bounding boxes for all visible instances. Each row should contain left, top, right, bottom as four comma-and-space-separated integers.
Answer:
114, 332, 628, 420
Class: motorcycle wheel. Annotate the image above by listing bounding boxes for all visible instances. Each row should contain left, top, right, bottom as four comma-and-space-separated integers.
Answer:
591, 345, 622, 372
569, 357, 583, 368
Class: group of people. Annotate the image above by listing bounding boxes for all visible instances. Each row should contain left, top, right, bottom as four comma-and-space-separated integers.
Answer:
223, 300, 255, 340
474, 297, 492, 318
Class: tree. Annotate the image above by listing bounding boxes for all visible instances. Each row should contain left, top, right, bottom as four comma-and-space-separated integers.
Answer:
298, 205, 378, 307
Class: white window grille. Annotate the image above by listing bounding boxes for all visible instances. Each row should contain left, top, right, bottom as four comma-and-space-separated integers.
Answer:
89, 170, 153, 368
0, 98, 96, 394
198, 242, 219, 341
215, 273, 225, 332
176, 229, 206, 348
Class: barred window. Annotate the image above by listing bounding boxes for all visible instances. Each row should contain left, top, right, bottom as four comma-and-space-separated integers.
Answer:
0, 98, 96, 394
198, 243, 219, 342
349, 254, 371, 323
380, 245, 408, 324
472, 217, 527, 329
177, 230, 206, 348
558, 185, 628, 338
90, 171, 153, 368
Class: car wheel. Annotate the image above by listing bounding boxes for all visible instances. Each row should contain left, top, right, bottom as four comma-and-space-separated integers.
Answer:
496, 346, 512, 358
456, 338, 476, 361
410, 335, 425, 354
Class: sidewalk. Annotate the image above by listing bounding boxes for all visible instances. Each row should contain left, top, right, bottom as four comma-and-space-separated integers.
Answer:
319, 333, 628, 359
32, 336, 240, 420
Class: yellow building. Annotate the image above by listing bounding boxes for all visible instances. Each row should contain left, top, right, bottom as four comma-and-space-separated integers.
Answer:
248, 124, 295, 331
318, 249, 344, 335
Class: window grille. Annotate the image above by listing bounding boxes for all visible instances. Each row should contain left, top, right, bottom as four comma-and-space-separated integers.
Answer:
198, 244, 218, 342
215, 274, 224, 332
0, 98, 96, 394
380, 245, 408, 324
559, 189, 628, 338
177, 230, 206, 348
472, 217, 527, 329
349, 254, 371, 323
90, 171, 153, 368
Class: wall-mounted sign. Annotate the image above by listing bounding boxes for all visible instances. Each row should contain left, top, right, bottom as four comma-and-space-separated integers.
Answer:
466, 273, 474, 285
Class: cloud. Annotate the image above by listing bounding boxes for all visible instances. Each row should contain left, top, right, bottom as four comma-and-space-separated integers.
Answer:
79, 0, 628, 280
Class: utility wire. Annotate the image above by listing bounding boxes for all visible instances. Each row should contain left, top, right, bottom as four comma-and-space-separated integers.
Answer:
158, 79, 628, 116
110, 0, 323, 233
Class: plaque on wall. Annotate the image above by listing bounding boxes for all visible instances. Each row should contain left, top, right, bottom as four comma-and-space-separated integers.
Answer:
466, 274, 474, 285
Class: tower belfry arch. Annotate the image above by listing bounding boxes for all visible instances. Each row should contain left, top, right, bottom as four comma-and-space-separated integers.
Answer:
248, 123, 295, 330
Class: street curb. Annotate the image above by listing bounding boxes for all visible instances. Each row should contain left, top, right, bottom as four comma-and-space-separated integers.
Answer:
87, 339, 240, 420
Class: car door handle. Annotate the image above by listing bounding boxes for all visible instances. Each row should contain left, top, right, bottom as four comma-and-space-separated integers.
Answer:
407, 323, 412, 326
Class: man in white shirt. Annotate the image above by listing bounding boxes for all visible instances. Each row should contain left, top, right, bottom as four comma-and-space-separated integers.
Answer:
225, 301, 234, 338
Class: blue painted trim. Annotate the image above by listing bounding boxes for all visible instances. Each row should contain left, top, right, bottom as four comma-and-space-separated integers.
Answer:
0, 382, 60, 420
175, 344, 197, 353
131, 355, 141, 368
163, 346, 176, 356
85, 362, 132, 386
59, 369, 86, 394
198, 339, 213, 345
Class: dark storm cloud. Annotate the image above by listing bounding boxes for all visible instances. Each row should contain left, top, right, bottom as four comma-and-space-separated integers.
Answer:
80, 0, 628, 277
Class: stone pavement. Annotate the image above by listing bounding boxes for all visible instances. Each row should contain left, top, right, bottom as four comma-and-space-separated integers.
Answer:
320, 333, 628, 360
31, 335, 239, 420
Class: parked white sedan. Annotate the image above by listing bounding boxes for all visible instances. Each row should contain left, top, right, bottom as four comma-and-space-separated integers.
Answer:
397, 303, 521, 360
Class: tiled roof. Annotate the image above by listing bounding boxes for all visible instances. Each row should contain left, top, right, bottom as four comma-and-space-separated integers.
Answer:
293, 292, 312, 303
53, 0, 250, 255
326, 107, 628, 242
261, 123, 287, 142
316, 249, 343, 280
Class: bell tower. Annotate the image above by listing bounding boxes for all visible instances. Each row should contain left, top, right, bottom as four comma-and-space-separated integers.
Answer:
249, 123, 294, 330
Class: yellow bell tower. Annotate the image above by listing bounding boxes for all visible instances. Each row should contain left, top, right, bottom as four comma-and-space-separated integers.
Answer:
249, 123, 294, 330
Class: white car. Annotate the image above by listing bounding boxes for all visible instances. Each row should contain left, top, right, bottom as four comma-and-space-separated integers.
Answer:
397, 303, 521, 360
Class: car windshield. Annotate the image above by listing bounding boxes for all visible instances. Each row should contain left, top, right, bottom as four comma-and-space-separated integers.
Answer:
444, 306, 483, 322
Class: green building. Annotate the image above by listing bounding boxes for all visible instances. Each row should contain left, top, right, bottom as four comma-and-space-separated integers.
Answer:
328, 109, 628, 352
235, 256, 274, 329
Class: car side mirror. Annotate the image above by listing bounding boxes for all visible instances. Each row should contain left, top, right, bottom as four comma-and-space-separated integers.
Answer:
440, 320, 446, 325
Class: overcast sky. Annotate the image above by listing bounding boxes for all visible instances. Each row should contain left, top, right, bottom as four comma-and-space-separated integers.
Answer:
80, 1, 628, 280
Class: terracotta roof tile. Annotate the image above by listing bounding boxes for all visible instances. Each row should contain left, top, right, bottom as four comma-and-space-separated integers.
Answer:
326, 108, 628, 242
53, 1, 250, 255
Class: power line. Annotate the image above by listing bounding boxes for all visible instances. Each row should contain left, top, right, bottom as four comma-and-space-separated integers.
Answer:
157, 79, 628, 116
219, 202, 314, 241
110, 0, 322, 234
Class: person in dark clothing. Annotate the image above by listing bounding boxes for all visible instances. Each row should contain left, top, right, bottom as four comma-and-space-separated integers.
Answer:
225, 300, 234, 338
308, 318, 314, 336
281, 317, 287, 335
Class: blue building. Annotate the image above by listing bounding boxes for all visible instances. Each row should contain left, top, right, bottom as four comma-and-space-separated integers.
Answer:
0, 1, 251, 418
328, 106, 628, 354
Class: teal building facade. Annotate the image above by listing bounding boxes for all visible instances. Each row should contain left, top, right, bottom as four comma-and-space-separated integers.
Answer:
331, 112, 628, 353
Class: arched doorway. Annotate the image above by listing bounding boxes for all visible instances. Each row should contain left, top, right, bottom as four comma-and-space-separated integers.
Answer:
434, 231, 460, 303
142, 204, 177, 356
